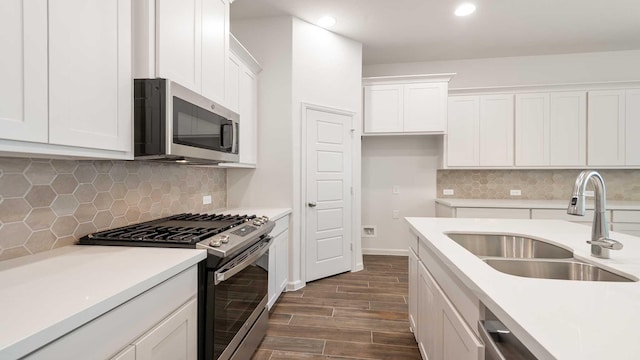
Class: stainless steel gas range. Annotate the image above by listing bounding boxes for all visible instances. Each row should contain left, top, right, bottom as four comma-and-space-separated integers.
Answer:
79, 213, 275, 360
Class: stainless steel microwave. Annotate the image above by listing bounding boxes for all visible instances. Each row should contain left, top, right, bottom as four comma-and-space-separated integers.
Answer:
134, 79, 239, 164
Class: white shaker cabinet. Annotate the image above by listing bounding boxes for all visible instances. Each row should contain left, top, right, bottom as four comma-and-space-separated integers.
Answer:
515, 92, 586, 167
48, 0, 132, 152
479, 94, 514, 167
626, 89, 640, 166
0, 0, 132, 158
588, 90, 626, 166
447, 94, 513, 167
268, 214, 290, 309
0, 0, 48, 143
219, 35, 261, 168
408, 246, 419, 338
135, 0, 229, 105
363, 74, 454, 135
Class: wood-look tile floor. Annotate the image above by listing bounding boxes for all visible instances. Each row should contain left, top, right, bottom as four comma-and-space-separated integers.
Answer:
251, 255, 421, 360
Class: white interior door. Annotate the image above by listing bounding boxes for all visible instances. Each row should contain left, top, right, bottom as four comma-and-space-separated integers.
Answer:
305, 107, 352, 282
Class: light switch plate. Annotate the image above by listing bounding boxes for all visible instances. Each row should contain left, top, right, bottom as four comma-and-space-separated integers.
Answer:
202, 195, 212, 205
443, 189, 454, 195
392, 186, 400, 194
392, 210, 400, 219
510, 189, 522, 196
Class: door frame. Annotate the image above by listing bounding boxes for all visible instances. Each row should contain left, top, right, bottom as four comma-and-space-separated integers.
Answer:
300, 102, 362, 284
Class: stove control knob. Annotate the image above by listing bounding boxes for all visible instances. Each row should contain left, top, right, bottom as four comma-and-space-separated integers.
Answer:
219, 235, 230, 243
209, 240, 222, 247
253, 220, 262, 226
261, 216, 269, 222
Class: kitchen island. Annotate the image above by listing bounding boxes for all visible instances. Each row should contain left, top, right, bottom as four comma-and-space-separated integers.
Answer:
406, 217, 640, 360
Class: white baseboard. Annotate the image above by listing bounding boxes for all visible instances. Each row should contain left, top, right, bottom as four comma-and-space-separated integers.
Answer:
353, 262, 364, 272
286, 280, 305, 291
362, 248, 409, 256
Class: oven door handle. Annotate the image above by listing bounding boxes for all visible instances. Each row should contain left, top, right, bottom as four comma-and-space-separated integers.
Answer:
214, 238, 272, 285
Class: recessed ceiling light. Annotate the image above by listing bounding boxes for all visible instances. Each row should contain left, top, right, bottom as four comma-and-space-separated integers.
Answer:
455, 3, 476, 16
317, 16, 336, 28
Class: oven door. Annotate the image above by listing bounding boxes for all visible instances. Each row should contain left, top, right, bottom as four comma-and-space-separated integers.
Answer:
204, 237, 271, 360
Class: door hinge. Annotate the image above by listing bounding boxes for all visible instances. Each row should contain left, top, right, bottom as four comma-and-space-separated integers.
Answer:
350, 243, 353, 251
350, 186, 354, 195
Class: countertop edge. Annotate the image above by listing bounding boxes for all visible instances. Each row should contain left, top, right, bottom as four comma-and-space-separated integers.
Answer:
435, 198, 640, 210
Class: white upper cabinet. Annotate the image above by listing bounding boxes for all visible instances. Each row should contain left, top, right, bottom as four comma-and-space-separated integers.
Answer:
479, 94, 514, 166
363, 74, 454, 135
219, 35, 261, 168
625, 89, 640, 166
0, 0, 132, 159
515, 91, 586, 167
588, 90, 626, 166
48, 0, 132, 152
0, 0, 48, 143
363, 84, 403, 133
447, 94, 514, 167
515, 93, 549, 166
447, 96, 479, 167
135, 0, 229, 105
549, 91, 587, 166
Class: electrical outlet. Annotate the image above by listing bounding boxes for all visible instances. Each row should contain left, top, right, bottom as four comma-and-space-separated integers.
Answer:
443, 189, 454, 195
510, 189, 522, 196
202, 195, 212, 205
585, 190, 594, 197
392, 186, 400, 194
392, 210, 400, 219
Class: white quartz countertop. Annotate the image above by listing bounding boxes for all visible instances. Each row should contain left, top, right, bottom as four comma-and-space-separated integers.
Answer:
0, 245, 206, 359
436, 198, 640, 210
405, 217, 640, 360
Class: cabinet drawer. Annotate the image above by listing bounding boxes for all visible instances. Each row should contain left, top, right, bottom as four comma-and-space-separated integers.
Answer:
531, 209, 608, 223
612, 210, 640, 223
272, 215, 289, 237
456, 207, 530, 219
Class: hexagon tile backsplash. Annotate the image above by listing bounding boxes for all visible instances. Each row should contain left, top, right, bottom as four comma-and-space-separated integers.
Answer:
0, 157, 227, 261
437, 169, 640, 200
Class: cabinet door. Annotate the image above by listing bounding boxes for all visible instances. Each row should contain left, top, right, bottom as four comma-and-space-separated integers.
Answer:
48, 0, 132, 151
515, 93, 549, 166
275, 230, 289, 293
201, 0, 229, 104
157, 0, 202, 93
408, 248, 419, 338
626, 89, 640, 166
447, 96, 479, 167
226, 53, 241, 113
268, 239, 277, 309
479, 95, 514, 167
238, 66, 258, 165
363, 85, 403, 133
0, 0, 48, 143
135, 298, 197, 360
588, 90, 626, 166
440, 290, 484, 360
403, 82, 447, 133
418, 261, 441, 360
549, 91, 586, 166
110, 346, 135, 360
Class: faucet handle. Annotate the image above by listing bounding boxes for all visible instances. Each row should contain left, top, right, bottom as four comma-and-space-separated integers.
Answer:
587, 238, 623, 250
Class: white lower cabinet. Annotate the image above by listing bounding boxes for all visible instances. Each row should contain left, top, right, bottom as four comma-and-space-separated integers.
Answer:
27, 266, 198, 360
134, 298, 197, 360
268, 215, 290, 309
417, 260, 483, 360
408, 246, 419, 337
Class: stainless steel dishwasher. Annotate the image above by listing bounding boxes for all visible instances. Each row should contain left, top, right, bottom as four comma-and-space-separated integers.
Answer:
478, 314, 537, 360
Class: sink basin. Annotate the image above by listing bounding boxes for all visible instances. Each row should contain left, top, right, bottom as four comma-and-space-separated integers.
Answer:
446, 233, 573, 259
483, 259, 637, 282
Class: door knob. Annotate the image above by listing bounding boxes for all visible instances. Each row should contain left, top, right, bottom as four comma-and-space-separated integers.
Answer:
308, 202, 317, 208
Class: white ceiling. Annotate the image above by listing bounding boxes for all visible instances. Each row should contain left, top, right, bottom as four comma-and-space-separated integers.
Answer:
230, 0, 640, 65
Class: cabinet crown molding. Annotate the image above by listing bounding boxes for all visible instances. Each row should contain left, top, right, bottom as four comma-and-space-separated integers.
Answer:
362, 73, 456, 85
230, 33, 262, 74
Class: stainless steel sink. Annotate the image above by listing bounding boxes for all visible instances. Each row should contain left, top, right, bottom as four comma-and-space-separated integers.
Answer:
483, 258, 637, 282
446, 233, 573, 259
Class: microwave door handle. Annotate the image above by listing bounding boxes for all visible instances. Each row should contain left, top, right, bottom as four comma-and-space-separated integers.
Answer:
214, 238, 272, 285
232, 122, 238, 154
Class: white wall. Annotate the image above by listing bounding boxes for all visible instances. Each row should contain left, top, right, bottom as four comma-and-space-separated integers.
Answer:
229, 16, 363, 287
361, 136, 441, 255
227, 17, 293, 208
364, 50, 640, 89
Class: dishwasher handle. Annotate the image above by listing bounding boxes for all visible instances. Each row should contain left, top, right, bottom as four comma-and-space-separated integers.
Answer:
478, 320, 507, 360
